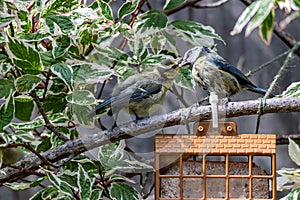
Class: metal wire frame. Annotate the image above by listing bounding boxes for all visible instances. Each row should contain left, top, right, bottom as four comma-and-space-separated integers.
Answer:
155, 152, 276, 200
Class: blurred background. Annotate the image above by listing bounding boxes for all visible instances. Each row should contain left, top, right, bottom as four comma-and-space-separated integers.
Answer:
1, 0, 299, 199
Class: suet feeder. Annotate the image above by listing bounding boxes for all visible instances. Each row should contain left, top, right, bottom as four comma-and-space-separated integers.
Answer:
155, 122, 276, 200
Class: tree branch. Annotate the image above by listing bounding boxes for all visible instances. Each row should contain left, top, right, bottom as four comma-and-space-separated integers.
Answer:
1, 97, 300, 184
30, 91, 69, 142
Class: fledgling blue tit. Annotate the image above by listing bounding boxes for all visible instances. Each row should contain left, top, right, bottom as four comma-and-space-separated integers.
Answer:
90, 59, 179, 121
179, 46, 274, 98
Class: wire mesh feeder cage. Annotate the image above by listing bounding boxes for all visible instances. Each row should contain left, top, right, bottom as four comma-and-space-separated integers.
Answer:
155, 122, 276, 200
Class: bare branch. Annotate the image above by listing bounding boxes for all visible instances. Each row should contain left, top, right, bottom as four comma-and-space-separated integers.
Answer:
1, 97, 300, 184
30, 91, 69, 142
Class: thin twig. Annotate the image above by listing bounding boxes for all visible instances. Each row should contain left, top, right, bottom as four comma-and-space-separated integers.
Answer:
256, 42, 300, 133
245, 50, 290, 77
30, 90, 69, 142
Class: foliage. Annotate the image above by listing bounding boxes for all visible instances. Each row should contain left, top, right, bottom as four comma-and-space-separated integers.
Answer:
231, 0, 300, 45
277, 138, 300, 200
0, 0, 298, 199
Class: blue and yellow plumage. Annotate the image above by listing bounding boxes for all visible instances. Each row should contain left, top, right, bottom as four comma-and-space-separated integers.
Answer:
180, 46, 274, 98
90, 59, 179, 120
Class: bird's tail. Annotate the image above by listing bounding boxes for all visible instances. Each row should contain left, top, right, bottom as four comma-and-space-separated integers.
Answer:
246, 85, 275, 97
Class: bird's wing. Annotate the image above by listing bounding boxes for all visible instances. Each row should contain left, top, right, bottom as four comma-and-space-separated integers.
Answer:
207, 58, 257, 88
110, 82, 163, 107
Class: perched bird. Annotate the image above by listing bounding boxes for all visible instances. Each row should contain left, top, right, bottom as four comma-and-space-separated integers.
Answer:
179, 46, 273, 98
0, 147, 22, 168
90, 59, 179, 122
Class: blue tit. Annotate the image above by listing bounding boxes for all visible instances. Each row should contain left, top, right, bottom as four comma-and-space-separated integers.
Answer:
90, 59, 179, 121
179, 46, 274, 98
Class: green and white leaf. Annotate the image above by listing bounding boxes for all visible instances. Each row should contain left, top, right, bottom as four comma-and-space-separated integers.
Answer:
245, 0, 275, 37
47, 172, 73, 197
280, 188, 300, 200
19, 33, 51, 42
0, 13, 15, 28
0, 79, 15, 99
231, 0, 261, 35
99, 141, 153, 175
0, 91, 14, 131
259, 9, 274, 45
77, 165, 93, 200
6, 37, 42, 74
66, 90, 96, 105
109, 182, 140, 200
70, 104, 94, 127
52, 36, 72, 59
72, 63, 113, 84
4, 177, 46, 190
288, 138, 300, 166
98, 0, 113, 21
43, 94, 68, 114
51, 63, 73, 91
171, 20, 224, 45
41, 0, 81, 15
164, 0, 186, 11
280, 81, 300, 97
133, 10, 168, 38
14, 95, 34, 121
15, 74, 41, 94
11, 113, 68, 130
42, 13, 75, 35
175, 67, 194, 91
118, 0, 139, 20
90, 188, 103, 200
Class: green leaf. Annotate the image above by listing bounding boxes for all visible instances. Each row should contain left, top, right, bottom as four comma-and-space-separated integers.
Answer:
288, 138, 300, 166
230, 0, 261, 35
115, 66, 138, 82
171, 20, 223, 41
118, 0, 139, 20
99, 0, 113, 21
42, 13, 75, 35
164, 0, 186, 11
0, 14, 14, 28
19, 33, 51, 42
99, 141, 153, 175
29, 186, 58, 200
66, 90, 96, 105
0, 91, 14, 131
11, 113, 68, 130
175, 67, 194, 91
36, 137, 52, 152
14, 95, 34, 121
72, 63, 112, 84
259, 9, 274, 45
109, 182, 140, 200
51, 63, 73, 91
15, 74, 41, 94
134, 10, 168, 37
0, 79, 15, 99
7, 37, 42, 74
77, 165, 93, 200
52, 36, 72, 59
43, 94, 68, 113
90, 188, 103, 200
4, 177, 46, 190
70, 104, 93, 127
42, 0, 81, 15
47, 172, 73, 197
245, 0, 275, 37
